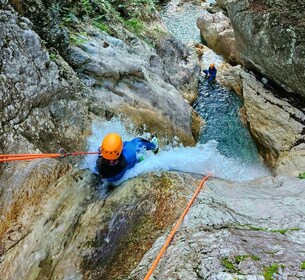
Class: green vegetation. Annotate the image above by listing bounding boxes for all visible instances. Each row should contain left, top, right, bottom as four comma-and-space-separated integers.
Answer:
263, 264, 285, 280
81, 0, 93, 13
301, 262, 305, 269
298, 172, 305, 179
116, 0, 158, 18
93, 20, 110, 32
69, 32, 88, 45
249, 226, 300, 235
58, 0, 159, 43
125, 18, 144, 34
271, 228, 300, 234
234, 255, 260, 264
221, 258, 239, 273
49, 52, 57, 61
153, 26, 167, 36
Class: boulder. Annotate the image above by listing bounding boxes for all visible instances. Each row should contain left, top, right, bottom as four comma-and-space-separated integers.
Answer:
0, 9, 89, 154
197, 11, 241, 64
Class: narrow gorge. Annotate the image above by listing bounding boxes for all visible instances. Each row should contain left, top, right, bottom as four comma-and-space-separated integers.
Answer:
0, 0, 305, 279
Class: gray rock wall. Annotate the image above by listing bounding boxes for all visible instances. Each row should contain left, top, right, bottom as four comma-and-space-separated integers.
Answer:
225, 0, 305, 99
0, 1, 202, 230
130, 175, 305, 279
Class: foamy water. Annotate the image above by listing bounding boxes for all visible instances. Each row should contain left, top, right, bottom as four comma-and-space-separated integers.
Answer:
83, 119, 270, 184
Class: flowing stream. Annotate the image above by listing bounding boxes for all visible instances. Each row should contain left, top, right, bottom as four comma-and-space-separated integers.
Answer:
84, 1, 269, 183
160, 1, 266, 166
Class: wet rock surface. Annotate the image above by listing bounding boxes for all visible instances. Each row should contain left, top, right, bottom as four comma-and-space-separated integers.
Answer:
0, 170, 195, 280
66, 29, 201, 145
129, 175, 305, 279
2, 168, 305, 280
1, 1, 305, 280
0, 3, 202, 225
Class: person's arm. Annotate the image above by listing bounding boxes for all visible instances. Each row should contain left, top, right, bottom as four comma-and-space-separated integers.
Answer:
137, 138, 157, 151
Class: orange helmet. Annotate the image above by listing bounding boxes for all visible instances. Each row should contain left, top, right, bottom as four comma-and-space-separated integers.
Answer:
101, 133, 123, 160
210, 63, 215, 68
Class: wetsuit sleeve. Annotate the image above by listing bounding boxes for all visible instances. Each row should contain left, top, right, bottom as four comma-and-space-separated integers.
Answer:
135, 137, 156, 151
122, 138, 157, 168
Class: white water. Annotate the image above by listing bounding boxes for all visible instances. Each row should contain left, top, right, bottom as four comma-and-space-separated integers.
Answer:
83, 119, 270, 184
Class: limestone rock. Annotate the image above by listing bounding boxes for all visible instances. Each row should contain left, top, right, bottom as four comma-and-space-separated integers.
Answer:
155, 37, 200, 104
275, 144, 305, 176
2, 164, 305, 280
197, 11, 241, 64
66, 31, 200, 145
216, 0, 228, 10
130, 176, 305, 279
0, 9, 89, 154
241, 71, 305, 169
217, 64, 243, 96
0, 170, 196, 280
225, 0, 305, 99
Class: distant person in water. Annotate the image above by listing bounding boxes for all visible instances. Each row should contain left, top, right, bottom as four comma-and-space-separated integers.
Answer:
203, 63, 217, 82
96, 133, 159, 182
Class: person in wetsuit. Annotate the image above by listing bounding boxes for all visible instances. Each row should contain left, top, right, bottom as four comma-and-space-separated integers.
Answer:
96, 133, 158, 182
203, 63, 217, 82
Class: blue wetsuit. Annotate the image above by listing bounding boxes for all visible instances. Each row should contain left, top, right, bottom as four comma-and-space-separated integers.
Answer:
203, 67, 217, 82
96, 137, 157, 182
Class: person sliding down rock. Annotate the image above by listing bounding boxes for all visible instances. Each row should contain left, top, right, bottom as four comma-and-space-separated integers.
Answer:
203, 63, 217, 82
96, 133, 159, 182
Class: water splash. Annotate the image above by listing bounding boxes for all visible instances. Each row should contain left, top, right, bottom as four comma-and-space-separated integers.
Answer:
83, 119, 270, 184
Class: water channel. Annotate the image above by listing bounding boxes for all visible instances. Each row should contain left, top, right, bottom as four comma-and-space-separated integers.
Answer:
84, 1, 269, 183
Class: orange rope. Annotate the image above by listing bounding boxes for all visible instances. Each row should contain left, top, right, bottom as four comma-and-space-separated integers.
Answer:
0, 153, 60, 158
0, 151, 100, 162
144, 173, 211, 280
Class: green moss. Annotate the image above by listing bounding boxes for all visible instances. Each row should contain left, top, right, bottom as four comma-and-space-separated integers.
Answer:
263, 264, 279, 280
298, 172, 305, 179
250, 226, 300, 235
93, 21, 110, 33
301, 262, 305, 269
49, 52, 57, 61
250, 226, 269, 231
125, 18, 144, 34
263, 264, 285, 280
81, 0, 93, 13
234, 255, 260, 264
69, 32, 88, 45
221, 258, 239, 273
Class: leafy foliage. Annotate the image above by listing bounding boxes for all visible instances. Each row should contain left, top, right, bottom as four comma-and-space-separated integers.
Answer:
298, 172, 305, 179
114, 0, 158, 19
221, 257, 240, 273
125, 18, 144, 34
263, 264, 285, 280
